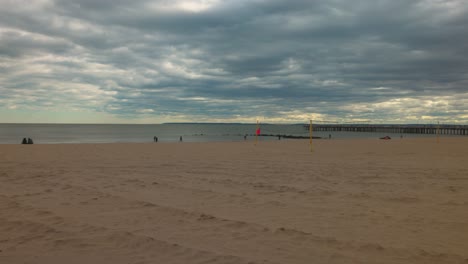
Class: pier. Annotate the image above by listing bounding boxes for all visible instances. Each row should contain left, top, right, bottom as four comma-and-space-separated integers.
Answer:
305, 124, 468, 135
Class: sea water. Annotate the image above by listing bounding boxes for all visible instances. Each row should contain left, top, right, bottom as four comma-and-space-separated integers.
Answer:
0, 123, 439, 144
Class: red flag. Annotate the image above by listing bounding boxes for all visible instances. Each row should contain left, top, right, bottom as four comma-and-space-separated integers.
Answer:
256, 128, 261, 135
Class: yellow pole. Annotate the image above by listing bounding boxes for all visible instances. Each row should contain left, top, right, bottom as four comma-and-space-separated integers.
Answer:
309, 119, 313, 152
437, 121, 440, 144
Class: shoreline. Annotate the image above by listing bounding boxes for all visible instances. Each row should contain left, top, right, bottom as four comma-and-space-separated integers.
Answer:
1, 135, 465, 145
2, 123, 465, 145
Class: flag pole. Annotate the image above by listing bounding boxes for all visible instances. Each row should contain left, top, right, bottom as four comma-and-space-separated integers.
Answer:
309, 119, 313, 152
437, 121, 440, 144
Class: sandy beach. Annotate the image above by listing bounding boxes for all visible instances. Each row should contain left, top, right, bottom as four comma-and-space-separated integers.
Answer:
1, 137, 467, 264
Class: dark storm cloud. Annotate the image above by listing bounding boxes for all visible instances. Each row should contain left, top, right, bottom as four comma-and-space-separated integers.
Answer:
1, 0, 467, 123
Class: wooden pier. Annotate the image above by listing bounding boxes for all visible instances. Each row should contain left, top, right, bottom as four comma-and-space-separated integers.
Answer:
305, 124, 468, 135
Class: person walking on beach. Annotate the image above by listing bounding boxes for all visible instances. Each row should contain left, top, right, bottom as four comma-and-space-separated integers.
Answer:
154, 136, 158, 142
179, 136, 183, 142
244, 134, 247, 141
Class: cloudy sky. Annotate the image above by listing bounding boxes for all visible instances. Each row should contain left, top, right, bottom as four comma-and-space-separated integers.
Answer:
1, 0, 467, 124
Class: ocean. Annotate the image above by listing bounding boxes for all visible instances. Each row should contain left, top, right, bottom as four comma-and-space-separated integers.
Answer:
0, 123, 439, 144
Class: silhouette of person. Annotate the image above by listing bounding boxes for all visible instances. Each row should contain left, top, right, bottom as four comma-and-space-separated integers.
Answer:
22, 138, 27, 144
244, 134, 247, 140
329, 134, 331, 139
179, 136, 183, 142
27, 138, 33, 144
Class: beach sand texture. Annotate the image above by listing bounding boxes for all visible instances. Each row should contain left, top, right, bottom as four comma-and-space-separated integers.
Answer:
1, 138, 468, 264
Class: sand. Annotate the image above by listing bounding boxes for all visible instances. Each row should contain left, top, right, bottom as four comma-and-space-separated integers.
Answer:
1, 137, 468, 264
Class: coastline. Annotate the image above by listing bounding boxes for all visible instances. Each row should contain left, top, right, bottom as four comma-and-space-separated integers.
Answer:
1, 138, 467, 264
2, 123, 462, 144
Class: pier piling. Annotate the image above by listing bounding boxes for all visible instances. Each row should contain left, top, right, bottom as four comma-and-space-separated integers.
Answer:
306, 124, 468, 135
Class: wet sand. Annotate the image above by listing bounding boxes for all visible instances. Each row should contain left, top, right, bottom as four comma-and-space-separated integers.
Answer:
1, 138, 468, 264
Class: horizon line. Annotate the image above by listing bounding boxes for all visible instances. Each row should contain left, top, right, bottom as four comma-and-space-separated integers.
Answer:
1, 122, 467, 126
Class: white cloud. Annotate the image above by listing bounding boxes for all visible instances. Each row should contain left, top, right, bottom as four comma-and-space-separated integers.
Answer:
137, 109, 155, 113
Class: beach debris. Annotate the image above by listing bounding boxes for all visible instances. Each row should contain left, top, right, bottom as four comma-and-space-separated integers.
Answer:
198, 213, 215, 221
379, 136, 391, 140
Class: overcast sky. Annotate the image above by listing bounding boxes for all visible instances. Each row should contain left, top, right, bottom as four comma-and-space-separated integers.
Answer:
1, 0, 467, 124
